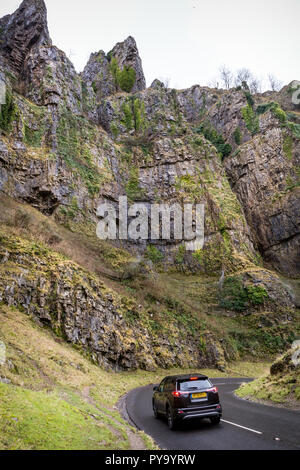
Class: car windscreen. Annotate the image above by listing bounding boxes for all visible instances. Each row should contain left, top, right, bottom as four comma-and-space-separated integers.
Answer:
178, 379, 211, 391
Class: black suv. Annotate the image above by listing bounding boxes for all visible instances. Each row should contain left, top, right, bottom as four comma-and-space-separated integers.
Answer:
152, 374, 222, 429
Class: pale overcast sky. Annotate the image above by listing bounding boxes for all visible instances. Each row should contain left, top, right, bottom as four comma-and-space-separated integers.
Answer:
1, 0, 299, 90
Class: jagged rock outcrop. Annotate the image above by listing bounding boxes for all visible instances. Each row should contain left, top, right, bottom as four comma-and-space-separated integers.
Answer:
82, 36, 146, 101
22, 45, 84, 111
0, 0, 90, 116
82, 51, 116, 101
111, 36, 146, 92
0, 0, 51, 73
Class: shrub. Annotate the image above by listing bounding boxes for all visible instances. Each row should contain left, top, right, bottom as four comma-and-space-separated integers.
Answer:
219, 277, 249, 311
125, 167, 144, 201
175, 245, 186, 265
256, 101, 287, 124
241, 104, 259, 135
133, 98, 146, 132
233, 126, 242, 145
121, 102, 133, 130
118, 66, 136, 93
145, 245, 164, 264
110, 58, 119, 82
247, 285, 268, 305
106, 50, 113, 62
287, 122, 300, 139
219, 277, 268, 311
194, 122, 232, 159
244, 91, 254, 108
222, 143, 232, 158
121, 98, 146, 133
256, 101, 278, 115
192, 137, 203, 147
272, 106, 287, 124
110, 58, 136, 93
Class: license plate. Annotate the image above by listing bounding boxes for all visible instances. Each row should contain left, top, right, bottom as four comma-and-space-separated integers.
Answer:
192, 392, 207, 399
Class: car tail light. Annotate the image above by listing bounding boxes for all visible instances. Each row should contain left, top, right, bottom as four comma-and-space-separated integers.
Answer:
207, 387, 218, 393
172, 391, 188, 397
190, 377, 199, 380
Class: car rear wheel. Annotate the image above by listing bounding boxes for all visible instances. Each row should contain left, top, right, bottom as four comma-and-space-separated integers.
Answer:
166, 407, 176, 430
210, 416, 221, 425
153, 402, 159, 419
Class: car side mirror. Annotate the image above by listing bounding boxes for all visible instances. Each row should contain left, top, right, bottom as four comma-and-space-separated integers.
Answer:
153, 386, 158, 391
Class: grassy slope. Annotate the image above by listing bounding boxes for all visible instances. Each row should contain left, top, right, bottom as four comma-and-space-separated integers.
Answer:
236, 347, 300, 408
0, 305, 270, 450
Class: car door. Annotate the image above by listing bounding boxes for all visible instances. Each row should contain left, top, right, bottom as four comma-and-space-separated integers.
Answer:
161, 379, 173, 413
155, 379, 166, 413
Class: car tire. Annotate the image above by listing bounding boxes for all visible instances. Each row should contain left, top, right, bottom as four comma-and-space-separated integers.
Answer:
210, 416, 221, 425
153, 402, 159, 419
166, 407, 176, 430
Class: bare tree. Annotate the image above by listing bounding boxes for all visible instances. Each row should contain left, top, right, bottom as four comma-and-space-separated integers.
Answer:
249, 78, 262, 94
268, 74, 283, 92
208, 77, 219, 89
219, 65, 233, 90
234, 68, 262, 94
235, 68, 253, 88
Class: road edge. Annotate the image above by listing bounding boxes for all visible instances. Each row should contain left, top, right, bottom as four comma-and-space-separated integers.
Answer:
117, 384, 162, 449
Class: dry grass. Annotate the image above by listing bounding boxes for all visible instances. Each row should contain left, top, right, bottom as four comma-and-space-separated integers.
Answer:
0, 193, 133, 280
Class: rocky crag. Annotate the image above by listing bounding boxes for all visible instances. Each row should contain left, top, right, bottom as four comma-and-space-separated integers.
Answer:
0, 0, 299, 370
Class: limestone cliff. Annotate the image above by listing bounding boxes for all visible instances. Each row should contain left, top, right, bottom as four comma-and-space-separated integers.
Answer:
0, 0, 299, 370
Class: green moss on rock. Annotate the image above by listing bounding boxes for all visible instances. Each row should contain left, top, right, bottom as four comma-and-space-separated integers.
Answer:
0, 90, 18, 133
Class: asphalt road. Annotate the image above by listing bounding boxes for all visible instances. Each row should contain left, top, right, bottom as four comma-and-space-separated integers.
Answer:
126, 378, 300, 450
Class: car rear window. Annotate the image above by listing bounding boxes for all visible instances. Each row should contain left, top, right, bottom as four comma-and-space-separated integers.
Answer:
178, 379, 211, 391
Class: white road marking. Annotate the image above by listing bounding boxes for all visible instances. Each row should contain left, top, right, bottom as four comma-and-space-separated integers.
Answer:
221, 419, 263, 435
